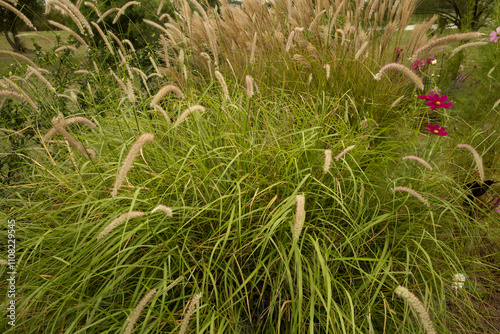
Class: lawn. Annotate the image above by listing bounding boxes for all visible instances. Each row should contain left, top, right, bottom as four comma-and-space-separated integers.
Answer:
1, 0, 499, 333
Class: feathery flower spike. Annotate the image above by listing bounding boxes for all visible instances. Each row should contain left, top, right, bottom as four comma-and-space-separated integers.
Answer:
97, 211, 145, 240
124, 289, 157, 334
178, 293, 203, 334
457, 144, 484, 183
335, 145, 355, 161
394, 286, 437, 334
173, 105, 206, 127
392, 186, 429, 207
323, 150, 332, 173
402, 155, 433, 171
151, 205, 173, 217
374, 63, 424, 90
111, 133, 154, 197
294, 195, 305, 241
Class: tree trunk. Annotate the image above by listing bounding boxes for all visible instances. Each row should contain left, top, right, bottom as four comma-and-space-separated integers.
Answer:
2, 25, 25, 52
3, 30, 19, 52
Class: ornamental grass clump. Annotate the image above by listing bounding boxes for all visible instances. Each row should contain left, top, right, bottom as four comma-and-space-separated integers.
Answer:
111, 133, 154, 197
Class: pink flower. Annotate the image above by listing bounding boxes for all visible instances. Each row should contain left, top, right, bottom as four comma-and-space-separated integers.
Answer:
426, 124, 447, 136
412, 59, 425, 71
426, 57, 436, 64
418, 93, 453, 110
490, 27, 500, 43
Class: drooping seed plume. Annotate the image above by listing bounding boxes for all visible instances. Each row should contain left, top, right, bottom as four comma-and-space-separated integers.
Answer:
245, 75, 254, 98
113, 1, 141, 24
1, 89, 37, 110
178, 293, 203, 334
250, 32, 257, 63
411, 32, 483, 61
43, 116, 97, 160
394, 286, 437, 334
91, 22, 114, 55
392, 186, 429, 207
173, 105, 206, 127
151, 85, 184, 107
323, 150, 332, 173
111, 133, 155, 197
0, 0, 35, 29
214, 70, 229, 100
335, 145, 355, 161
151, 205, 173, 217
97, 7, 119, 23
97, 211, 145, 240
124, 289, 157, 334
0, 50, 38, 68
457, 144, 484, 183
294, 194, 305, 241
402, 155, 433, 171
374, 63, 424, 90
449, 41, 489, 59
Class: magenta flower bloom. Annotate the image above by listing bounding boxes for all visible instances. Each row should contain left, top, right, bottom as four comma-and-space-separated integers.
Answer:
412, 59, 425, 71
426, 124, 447, 136
418, 93, 453, 110
426, 57, 436, 64
490, 27, 500, 42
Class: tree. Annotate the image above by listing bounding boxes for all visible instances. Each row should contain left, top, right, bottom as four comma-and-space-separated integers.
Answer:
416, 0, 495, 31
0, 0, 44, 52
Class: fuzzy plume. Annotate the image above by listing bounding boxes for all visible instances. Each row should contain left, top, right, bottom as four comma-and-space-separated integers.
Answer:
111, 133, 154, 197
335, 145, 355, 161
43, 116, 97, 159
91, 22, 114, 55
402, 155, 433, 171
374, 63, 424, 90
0, 50, 37, 68
124, 289, 157, 334
113, 1, 141, 24
323, 150, 332, 173
457, 144, 484, 183
294, 194, 305, 241
392, 186, 429, 207
151, 84, 184, 107
178, 293, 203, 334
151, 205, 173, 217
97, 211, 145, 240
245, 75, 254, 98
0, 0, 35, 29
215, 70, 229, 100
173, 105, 206, 127
411, 32, 483, 61
394, 286, 436, 334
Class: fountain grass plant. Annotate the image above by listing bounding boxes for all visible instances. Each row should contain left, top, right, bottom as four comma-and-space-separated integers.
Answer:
0, 0, 499, 333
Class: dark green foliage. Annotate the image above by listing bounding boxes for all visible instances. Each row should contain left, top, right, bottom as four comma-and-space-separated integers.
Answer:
0, 0, 45, 51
